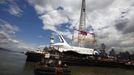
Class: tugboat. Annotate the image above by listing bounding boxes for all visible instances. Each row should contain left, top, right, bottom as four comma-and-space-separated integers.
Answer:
34, 60, 71, 75
34, 49, 71, 75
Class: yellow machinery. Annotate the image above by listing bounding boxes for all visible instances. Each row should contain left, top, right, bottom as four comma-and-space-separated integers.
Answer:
74, 36, 96, 43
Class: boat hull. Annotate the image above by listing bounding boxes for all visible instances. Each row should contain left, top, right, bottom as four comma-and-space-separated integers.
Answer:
34, 67, 71, 75
25, 50, 134, 70
25, 51, 44, 62
63, 58, 134, 69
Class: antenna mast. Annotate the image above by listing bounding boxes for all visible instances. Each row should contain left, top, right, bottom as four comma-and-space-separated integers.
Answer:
78, 0, 86, 46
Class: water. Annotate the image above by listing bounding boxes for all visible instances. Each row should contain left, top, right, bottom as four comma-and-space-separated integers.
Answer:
0, 50, 134, 75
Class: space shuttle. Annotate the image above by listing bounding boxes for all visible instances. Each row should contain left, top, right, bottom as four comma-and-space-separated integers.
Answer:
52, 34, 98, 55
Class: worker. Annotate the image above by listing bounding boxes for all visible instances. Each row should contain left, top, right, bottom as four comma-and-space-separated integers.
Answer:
55, 60, 63, 75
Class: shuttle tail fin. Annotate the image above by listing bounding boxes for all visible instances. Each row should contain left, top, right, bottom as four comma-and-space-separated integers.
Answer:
58, 34, 70, 46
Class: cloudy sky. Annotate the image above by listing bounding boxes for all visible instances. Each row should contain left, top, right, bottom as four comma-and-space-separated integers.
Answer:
0, 0, 134, 52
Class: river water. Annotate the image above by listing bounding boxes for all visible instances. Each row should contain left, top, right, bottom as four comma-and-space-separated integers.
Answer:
0, 50, 134, 75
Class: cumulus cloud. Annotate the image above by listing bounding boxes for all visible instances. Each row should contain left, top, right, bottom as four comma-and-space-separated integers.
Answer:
28, 0, 134, 52
8, 4, 23, 16
0, 19, 19, 34
0, 0, 23, 16
0, 19, 34, 51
